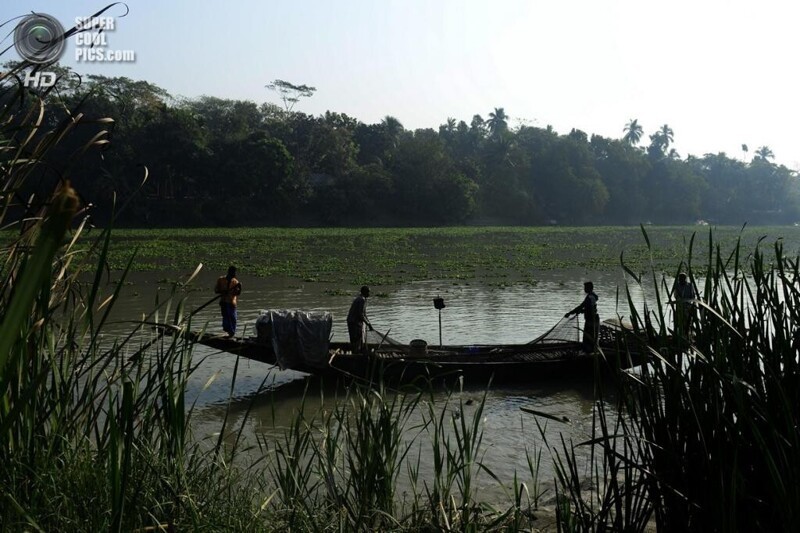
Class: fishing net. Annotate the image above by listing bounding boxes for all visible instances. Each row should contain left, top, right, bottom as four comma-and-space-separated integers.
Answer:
363, 313, 624, 349
359, 316, 631, 363
527, 315, 583, 345
364, 328, 405, 347
366, 316, 586, 350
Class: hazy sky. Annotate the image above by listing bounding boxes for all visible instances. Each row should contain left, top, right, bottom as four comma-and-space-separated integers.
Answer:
4, 0, 800, 168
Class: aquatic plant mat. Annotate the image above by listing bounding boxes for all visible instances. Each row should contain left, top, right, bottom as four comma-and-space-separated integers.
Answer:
9, 225, 796, 287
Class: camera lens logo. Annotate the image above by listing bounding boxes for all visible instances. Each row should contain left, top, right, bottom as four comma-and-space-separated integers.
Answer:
14, 13, 66, 64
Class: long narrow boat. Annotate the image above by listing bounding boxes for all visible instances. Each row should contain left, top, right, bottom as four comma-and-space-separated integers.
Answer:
170, 317, 648, 384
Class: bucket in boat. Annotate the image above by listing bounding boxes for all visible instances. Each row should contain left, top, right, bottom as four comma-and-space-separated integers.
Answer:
409, 339, 428, 357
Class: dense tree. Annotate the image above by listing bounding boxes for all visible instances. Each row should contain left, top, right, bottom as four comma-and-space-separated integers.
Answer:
644, 157, 705, 223
16, 68, 800, 227
546, 135, 609, 223
388, 129, 476, 224
470, 115, 486, 135
479, 131, 527, 220
302, 116, 358, 177
185, 96, 264, 142
745, 158, 794, 221
207, 134, 298, 224
309, 163, 394, 225
440, 117, 457, 135
689, 153, 744, 222
590, 135, 650, 223
353, 122, 390, 165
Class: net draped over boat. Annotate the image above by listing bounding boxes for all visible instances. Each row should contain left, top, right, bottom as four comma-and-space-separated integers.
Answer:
256, 310, 332, 370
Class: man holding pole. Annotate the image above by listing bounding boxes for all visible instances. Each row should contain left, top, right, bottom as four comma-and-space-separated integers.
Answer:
565, 281, 600, 353
347, 285, 373, 354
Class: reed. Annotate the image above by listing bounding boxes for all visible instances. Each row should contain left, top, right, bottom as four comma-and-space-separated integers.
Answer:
546, 227, 800, 532
252, 375, 561, 531
0, 62, 263, 531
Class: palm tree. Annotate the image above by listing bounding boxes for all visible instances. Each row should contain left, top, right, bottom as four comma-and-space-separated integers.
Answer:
755, 146, 774, 161
485, 134, 515, 167
382, 115, 404, 148
486, 107, 508, 136
741, 143, 749, 161
439, 117, 457, 141
622, 119, 643, 146
658, 124, 674, 150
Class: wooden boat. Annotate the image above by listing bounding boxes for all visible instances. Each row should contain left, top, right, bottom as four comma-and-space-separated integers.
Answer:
170, 319, 648, 384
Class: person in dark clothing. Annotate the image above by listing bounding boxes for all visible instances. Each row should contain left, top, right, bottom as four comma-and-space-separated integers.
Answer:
347, 286, 373, 354
215, 266, 242, 337
673, 272, 695, 337
565, 281, 600, 353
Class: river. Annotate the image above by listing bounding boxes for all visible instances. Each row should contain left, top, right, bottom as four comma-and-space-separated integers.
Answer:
98, 265, 666, 503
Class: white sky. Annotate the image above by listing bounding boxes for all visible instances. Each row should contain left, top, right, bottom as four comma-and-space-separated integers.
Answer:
4, 0, 800, 168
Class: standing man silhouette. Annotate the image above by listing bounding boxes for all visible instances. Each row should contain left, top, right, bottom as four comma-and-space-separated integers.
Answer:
347, 285, 373, 354
565, 281, 600, 352
673, 272, 695, 338
215, 266, 242, 337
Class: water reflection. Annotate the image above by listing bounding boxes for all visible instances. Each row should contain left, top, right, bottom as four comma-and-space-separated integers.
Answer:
188, 372, 610, 502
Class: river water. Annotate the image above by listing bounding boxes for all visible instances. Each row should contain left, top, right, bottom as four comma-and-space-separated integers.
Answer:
105, 267, 665, 503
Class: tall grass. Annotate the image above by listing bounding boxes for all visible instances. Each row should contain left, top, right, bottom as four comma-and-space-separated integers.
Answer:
260, 377, 550, 531
0, 60, 263, 530
548, 229, 800, 532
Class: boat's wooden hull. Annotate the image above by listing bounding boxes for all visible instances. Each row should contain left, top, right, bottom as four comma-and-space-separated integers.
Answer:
181, 331, 645, 385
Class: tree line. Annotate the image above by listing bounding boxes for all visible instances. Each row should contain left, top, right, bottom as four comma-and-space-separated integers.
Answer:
6, 68, 799, 227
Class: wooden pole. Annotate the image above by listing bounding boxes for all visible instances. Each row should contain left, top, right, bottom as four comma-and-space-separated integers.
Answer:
438, 308, 442, 347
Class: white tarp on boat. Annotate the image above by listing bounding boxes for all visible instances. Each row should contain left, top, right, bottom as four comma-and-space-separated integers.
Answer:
255, 309, 332, 370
